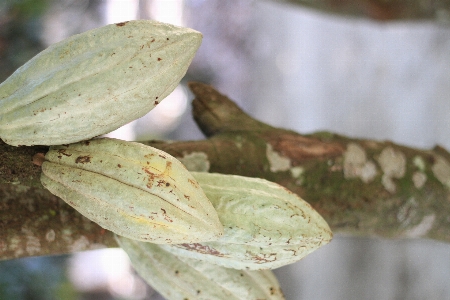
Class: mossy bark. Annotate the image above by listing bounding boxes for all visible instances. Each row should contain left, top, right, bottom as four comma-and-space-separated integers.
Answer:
1, 82, 449, 260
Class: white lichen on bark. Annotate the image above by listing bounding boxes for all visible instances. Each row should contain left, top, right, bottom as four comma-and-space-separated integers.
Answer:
343, 143, 377, 183
377, 146, 406, 193
10, 235, 23, 257
431, 155, 450, 189
412, 171, 427, 189
178, 152, 211, 172
19, 197, 36, 212
290, 166, 305, 186
234, 135, 244, 150
68, 235, 90, 253
397, 197, 418, 227
413, 155, 426, 171
405, 214, 436, 238
45, 229, 56, 242
22, 227, 41, 255
266, 144, 291, 172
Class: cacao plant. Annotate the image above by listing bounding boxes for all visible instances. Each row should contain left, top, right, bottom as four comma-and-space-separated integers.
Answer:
162, 172, 333, 270
0, 15, 337, 300
40, 138, 223, 244
116, 235, 286, 300
0, 20, 202, 146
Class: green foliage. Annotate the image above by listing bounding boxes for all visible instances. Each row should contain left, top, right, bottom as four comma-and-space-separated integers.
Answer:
0, 0, 49, 82
0, 255, 75, 300
6, 0, 50, 17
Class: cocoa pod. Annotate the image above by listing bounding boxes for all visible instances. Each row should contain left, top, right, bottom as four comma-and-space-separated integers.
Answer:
40, 138, 223, 243
162, 172, 332, 269
116, 235, 285, 300
0, 20, 201, 146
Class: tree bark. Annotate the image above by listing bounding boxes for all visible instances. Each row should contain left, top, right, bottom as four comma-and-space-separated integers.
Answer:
1, 82, 449, 261
274, 0, 450, 22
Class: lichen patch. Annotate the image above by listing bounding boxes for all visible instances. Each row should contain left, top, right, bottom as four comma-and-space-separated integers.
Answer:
177, 152, 210, 172
45, 229, 56, 242
82, 215, 94, 231
0, 240, 6, 253
413, 155, 426, 172
22, 228, 41, 255
359, 161, 377, 183
26, 235, 41, 255
235, 135, 243, 150
412, 171, 427, 189
15, 185, 30, 193
405, 214, 435, 238
61, 228, 74, 245
59, 209, 70, 224
69, 235, 90, 252
431, 155, 450, 189
381, 175, 397, 193
89, 243, 107, 250
9, 236, 21, 253
19, 197, 35, 212
344, 143, 366, 166
290, 166, 305, 185
343, 143, 377, 183
266, 144, 291, 172
397, 197, 418, 226
290, 166, 304, 178
378, 147, 406, 178
377, 147, 406, 193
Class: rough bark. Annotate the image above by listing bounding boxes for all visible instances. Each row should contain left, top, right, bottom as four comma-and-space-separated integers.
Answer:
274, 0, 450, 22
1, 82, 450, 261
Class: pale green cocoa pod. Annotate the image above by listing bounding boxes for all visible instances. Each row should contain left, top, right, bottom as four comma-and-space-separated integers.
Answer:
0, 20, 201, 146
116, 235, 285, 300
162, 172, 332, 270
40, 138, 223, 243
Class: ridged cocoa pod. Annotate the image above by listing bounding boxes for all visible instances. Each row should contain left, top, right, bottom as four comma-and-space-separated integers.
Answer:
116, 235, 285, 300
0, 20, 201, 146
162, 172, 332, 270
40, 138, 223, 243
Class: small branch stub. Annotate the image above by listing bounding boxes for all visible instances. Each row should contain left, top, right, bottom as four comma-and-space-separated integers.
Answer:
32, 153, 45, 167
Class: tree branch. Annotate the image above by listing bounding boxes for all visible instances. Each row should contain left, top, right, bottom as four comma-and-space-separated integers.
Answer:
274, 0, 450, 22
1, 82, 449, 260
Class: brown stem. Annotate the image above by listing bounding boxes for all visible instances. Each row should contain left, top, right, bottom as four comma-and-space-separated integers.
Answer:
1, 82, 449, 260
275, 0, 450, 22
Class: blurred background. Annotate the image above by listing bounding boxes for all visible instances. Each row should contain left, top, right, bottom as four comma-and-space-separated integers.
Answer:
1, 0, 450, 299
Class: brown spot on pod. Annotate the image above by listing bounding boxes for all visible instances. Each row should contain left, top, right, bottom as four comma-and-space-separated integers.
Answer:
179, 243, 224, 257
187, 178, 199, 189
75, 155, 91, 164
116, 21, 129, 27
58, 149, 72, 157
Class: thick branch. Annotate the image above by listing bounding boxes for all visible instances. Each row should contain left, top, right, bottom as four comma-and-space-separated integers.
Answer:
1, 82, 450, 260
274, 0, 450, 22
0, 184, 117, 260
